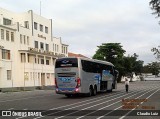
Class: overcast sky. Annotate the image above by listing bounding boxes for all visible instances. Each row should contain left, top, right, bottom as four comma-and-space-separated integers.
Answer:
0, 0, 160, 64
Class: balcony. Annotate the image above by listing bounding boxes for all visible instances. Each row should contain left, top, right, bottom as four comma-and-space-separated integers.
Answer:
22, 62, 54, 73
0, 24, 17, 31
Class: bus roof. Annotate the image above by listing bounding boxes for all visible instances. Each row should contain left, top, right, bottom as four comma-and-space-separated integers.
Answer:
79, 57, 114, 66
58, 57, 114, 67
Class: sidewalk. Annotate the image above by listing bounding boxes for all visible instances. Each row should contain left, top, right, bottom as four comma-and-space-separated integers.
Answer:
144, 77, 160, 81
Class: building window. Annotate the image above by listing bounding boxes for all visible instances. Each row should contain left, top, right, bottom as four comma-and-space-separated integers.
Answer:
38, 58, 39, 64
55, 44, 56, 52
11, 32, 14, 42
57, 45, 59, 52
24, 35, 26, 44
20, 34, 22, 43
38, 73, 40, 80
34, 22, 37, 30
45, 26, 48, 33
35, 58, 37, 63
35, 41, 38, 48
1, 29, 4, 40
63, 47, 66, 53
6, 31, 9, 41
24, 72, 29, 80
7, 70, 11, 80
40, 24, 43, 32
27, 36, 29, 45
41, 59, 44, 64
46, 60, 49, 65
62, 46, 63, 53
47, 73, 50, 79
2, 49, 10, 60
53, 44, 54, 51
24, 21, 29, 28
46, 44, 49, 51
3, 18, 11, 25
66, 47, 68, 54
28, 54, 30, 63
21, 53, 25, 62
40, 42, 44, 50
30, 72, 32, 80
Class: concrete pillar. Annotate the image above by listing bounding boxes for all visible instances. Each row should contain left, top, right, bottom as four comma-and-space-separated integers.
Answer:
25, 53, 28, 63
0, 49, 2, 61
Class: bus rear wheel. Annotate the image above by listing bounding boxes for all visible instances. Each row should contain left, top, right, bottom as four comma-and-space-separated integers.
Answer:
93, 87, 97, 96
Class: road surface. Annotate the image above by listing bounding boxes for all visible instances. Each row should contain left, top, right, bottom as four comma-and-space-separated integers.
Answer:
0, 81, 160, 119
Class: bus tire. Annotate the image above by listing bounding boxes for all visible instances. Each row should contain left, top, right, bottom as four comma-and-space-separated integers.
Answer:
107, 86, 112, 92
110, 87, 113, 92
93, 86, 97, 96
87, 88, 92, 97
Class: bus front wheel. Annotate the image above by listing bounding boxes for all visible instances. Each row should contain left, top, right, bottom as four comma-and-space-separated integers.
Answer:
87, 88, 92, 97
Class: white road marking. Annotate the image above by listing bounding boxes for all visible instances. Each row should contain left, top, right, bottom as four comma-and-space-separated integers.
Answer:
119, 88, 160, 119
77, 87, 155, 119
17, 91, 125, 119
96, 87, 157, 119
14, 82, 160, 119
34, 91, 127, 119
54, 90, 143, 119
8, 108, 14, 110
35, 84, 153, 119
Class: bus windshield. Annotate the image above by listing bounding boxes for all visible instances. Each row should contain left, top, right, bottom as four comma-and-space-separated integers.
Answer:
55, 58, 78, 68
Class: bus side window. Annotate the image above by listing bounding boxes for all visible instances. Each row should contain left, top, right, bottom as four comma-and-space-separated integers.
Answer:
108, 66, 113, 75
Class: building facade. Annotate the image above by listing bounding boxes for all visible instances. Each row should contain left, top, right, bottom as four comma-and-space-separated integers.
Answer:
0, 8, 68, 91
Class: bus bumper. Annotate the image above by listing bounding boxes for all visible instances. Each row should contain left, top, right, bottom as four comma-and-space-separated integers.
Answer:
56, 88, 80, 94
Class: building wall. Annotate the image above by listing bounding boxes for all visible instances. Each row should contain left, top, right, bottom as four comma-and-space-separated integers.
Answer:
0, 7, 68, 89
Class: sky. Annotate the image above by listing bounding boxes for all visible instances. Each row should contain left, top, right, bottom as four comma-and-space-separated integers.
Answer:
0, 0, 160, 65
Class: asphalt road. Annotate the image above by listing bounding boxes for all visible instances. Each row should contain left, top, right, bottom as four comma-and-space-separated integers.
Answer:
0, 81, 160, 119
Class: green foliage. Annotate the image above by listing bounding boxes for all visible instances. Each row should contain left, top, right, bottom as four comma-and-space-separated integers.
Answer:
150, 0, 160, 24
148, 62, 160, 76
142, 62, 160, 76
123, 54, 144, 74
93, 43, 144, 82
93, 43, 125, 62
151, 46, 160, 60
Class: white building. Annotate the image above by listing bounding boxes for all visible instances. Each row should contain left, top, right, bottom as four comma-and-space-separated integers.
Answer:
0, 8, 68, 91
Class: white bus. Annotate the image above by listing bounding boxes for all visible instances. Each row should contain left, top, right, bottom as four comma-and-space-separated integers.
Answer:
55, 57, 118, 97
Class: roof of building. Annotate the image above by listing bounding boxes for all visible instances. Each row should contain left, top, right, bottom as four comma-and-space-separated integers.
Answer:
68, 52, 89, 58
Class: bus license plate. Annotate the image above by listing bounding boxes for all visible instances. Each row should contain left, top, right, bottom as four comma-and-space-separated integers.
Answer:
58, 77, 75, 82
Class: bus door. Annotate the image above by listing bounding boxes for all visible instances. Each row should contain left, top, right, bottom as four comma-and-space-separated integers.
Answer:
113, 70, 118, 89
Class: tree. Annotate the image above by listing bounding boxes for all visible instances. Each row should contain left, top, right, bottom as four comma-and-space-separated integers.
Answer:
93, 43, 144, 82
142, 62, 160, 76
151, 46, 160, 60
148, 62, 160, 76
150, 0, 160, 24
93, 43, 126, 82
123, 54, 144, 77
93, 43, 126, 63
